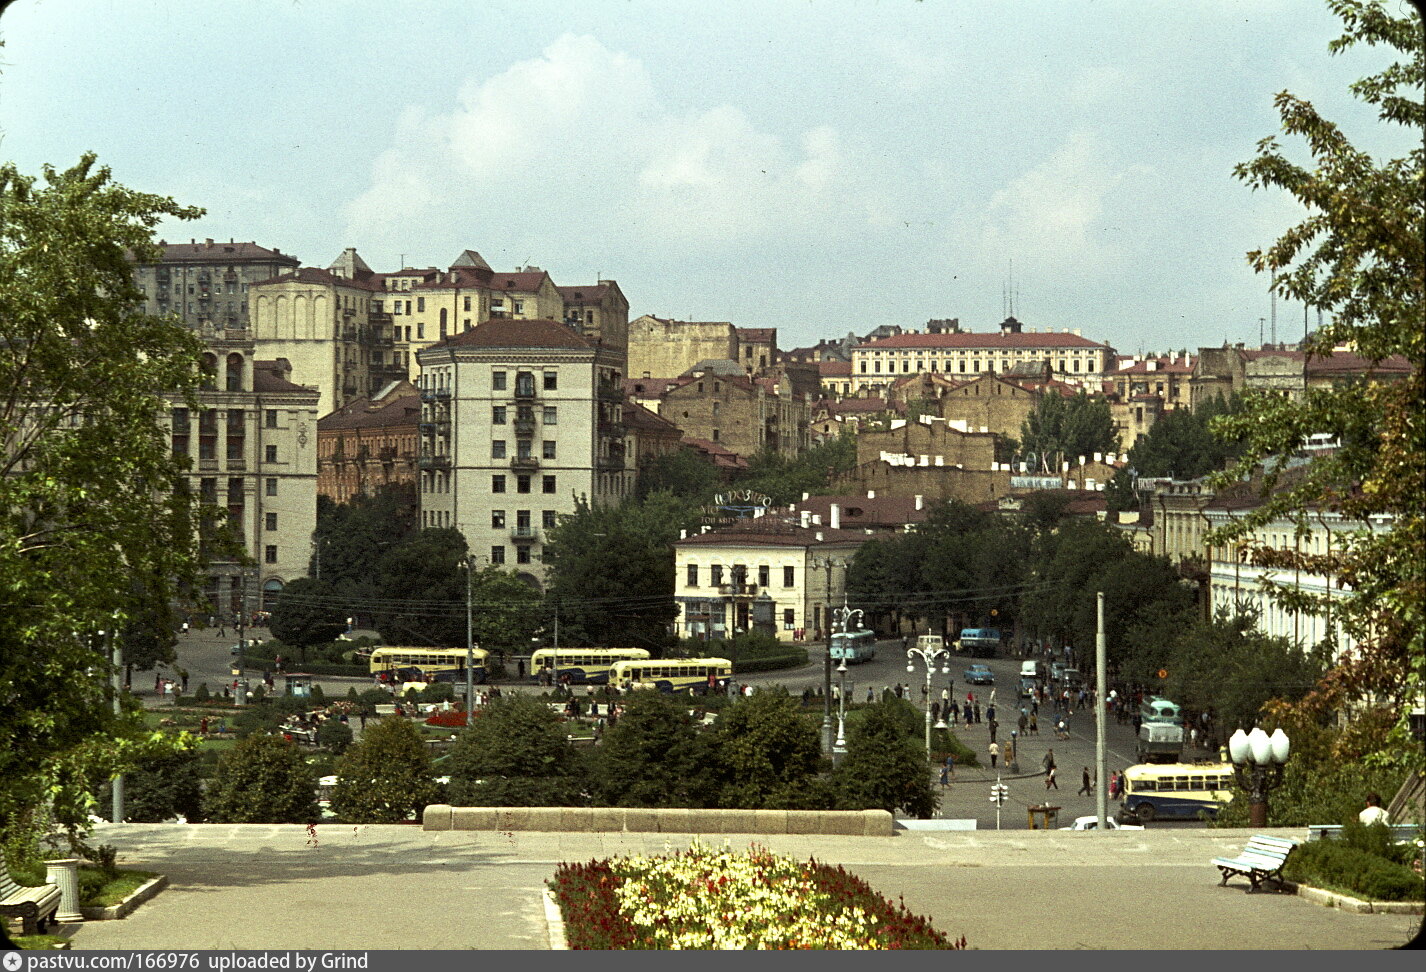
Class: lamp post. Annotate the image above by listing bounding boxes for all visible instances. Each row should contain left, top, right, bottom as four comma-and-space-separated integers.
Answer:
1228, 727, 1291, 827
814, 557, 847, 754
464, 556, 476, 726
833, 659, 849, 760
907, 636, 951, 754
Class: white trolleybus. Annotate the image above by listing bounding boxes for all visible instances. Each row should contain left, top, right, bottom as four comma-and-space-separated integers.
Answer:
609, 657, 733, 695
530, 647, 651, 684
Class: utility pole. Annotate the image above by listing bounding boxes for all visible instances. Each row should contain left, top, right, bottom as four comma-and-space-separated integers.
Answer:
109, 627, 124, 823
465, 558, 475, 726
1096, 591, 1108, 829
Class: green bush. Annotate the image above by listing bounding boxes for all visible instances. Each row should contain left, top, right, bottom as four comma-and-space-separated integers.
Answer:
315, 720, 354, 755
734, 650, 808, 674
1284, 839, 1424, 902
194, 683, 211, 702
205, 735, 319, 823
331, 716, 441, 823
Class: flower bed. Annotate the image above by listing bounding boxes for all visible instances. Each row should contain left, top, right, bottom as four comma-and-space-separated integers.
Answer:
548, 841, 964, 950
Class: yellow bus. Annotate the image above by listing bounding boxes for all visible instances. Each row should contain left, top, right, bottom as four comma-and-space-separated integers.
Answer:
1120, 762, 1234, 822
530, 647, 651, 684
609, 657, 733, 695
368, 646, 489, 684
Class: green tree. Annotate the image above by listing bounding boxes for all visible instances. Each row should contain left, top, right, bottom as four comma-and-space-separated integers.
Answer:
1019, 390, 1119, 474
205, 735, 318, 823
592, 692, 704, 807
468, 565, 543, 655
310, 485, 418, 601
737, 432, 857, 506
705, 690, 828, 809
1214, 0, 1424, 757
96, 744, 204, 823
0, 155, 209, 854
331, 716, 440, 823
370, 527, 468, 647
542, 493, 696, 650
315, 719, 354, 755
635, 447, 720, 503
444, 694, 586, 806
831, 699, 938, 818
269, 577, 347, 651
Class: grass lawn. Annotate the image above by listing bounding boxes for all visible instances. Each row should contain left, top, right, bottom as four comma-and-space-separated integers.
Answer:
11, 866, 159, 910
13, 932, 69, 949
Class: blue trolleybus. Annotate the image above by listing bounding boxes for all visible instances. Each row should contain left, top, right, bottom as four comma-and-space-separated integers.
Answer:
829, 629, 877, 664
957, 628, 1002, 658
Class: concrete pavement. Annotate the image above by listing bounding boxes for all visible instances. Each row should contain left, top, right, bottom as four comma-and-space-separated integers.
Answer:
64, 823, 1422, 950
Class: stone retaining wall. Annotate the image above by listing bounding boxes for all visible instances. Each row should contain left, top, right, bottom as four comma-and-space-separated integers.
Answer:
423, 805, 895, 836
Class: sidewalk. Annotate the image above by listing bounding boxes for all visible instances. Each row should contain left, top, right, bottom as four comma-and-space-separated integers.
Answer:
66, 824, 1420, 950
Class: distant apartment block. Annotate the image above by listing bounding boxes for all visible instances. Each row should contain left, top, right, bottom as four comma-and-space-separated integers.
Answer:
132, 238, 300, 331
316, 380, 420, 505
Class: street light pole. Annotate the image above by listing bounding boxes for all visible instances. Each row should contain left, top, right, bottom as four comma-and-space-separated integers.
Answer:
1095, 591, 1108, 828
1229, 727, 1291, 827
816, 557, 844, 754
465, 557, 475, 726
907, 637, 951, 755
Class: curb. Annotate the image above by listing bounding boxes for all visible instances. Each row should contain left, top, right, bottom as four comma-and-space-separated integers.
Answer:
79, 875, 168, 921
542, 890, 568, 950
1285, 881, 1424, 915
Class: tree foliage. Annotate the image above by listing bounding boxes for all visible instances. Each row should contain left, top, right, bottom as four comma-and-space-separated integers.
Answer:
542, 493, 697, 651
205, 735, 319, 823
1019, 390, 1119, 474
1214, 0, 1424, 757
370, 527, 468, 647
96, 743, 204, 823
331, 715, 440, 823
831, 699, 939, 818
736, 432, 858, 506
635, 447, 720, 503
444, 694, 587, 806
703, 690, 829, 810
591, 692, 704, 807
0, 155, 209, 853
310, 486, 418, 602
269, 576, 348, 648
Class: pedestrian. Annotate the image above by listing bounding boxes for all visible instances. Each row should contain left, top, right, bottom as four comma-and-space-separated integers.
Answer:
1359, 792, 1390, 826
1189, 726, 1199, 750
1018, 712, 1028, 735
1047, 765, 1059, 790
921, 682, 928, 700
944, 753, 956, 779
986, 703, 996, 724
894, 683, 903, 699
973, 702, 981, 724
518, 659, 525, 678
931, 701, 940, 723
181, 620, 189, 635
1079, 767, 1093, 796
1029, 713, 1039, 735
199, 717, 209, 735
1042, 748, 1056, 784
866, 686, 874, 703
941, 687, 950, 709
939, 765, 950, 788
988, 741, 999, 768
988, 719, 998, 744
962, 702, 972, 724
179, 668, 189, 693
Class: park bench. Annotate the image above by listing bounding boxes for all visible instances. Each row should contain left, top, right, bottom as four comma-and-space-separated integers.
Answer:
1212, 834, 1298, 892
1, 868, 61, 934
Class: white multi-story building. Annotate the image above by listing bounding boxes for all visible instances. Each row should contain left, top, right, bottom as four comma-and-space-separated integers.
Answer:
415, 318, 630, 589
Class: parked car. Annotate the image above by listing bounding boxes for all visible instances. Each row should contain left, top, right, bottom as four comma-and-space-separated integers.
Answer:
964, 664, 995, 685
1018, 676, 1038, 698
1059, 815, 1144, 831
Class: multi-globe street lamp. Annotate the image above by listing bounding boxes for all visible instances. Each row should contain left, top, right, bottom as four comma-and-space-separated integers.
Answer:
907, 637, 951, 755
1228, 727, 1291, 827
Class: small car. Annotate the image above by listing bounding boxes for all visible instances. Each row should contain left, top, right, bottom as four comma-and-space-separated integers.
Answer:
1059, 815, 1144, 831
964, 664, 995, 685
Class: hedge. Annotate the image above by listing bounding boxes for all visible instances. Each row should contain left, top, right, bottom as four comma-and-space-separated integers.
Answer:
241, 654, 368, 678
732, 649, 808, 674
1284, 840, 1425, 902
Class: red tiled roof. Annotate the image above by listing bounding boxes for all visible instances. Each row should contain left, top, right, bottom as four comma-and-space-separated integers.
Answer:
786, 493, 932, 528
681, 437, 750, 470
819, 361, 853, 376
318, 392, 420, 430
860, 331, 1110, 351
1111, 357, 1195, 375
252, 359, 317, 395
674, 522, 869, 547
736, 327, 777, 342
425, 317, 591, 351
625, 377, 682, 397
558, 285, 610, 302
830, 397, 891, 414
1305, 351, 1412, 375
492, 271, 552, 292
622, 400, 682, 436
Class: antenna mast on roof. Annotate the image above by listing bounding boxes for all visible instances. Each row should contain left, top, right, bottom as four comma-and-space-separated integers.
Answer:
1270, 270, 1277, 347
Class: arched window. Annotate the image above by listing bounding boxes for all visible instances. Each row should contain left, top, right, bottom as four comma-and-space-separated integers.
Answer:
226, 353, 245, 392
200, 353, 219, 390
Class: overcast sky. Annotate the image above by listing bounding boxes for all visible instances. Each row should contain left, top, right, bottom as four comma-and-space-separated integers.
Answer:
0, 0, 1416, 354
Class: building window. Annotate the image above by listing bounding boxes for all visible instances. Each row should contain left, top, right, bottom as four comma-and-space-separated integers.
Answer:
543, 372, 557, 391
417, 323, 425, 339
542, 440, 556, 459
492, 406, 507, 425
265, 409, 279, 428
265, 477, 277, 496
542, 475, 556, 494
516, 545, 531, 564
517, 475, 531, 494
712, 429, 720, 442
783, 608, 795, 630
516, 440, 532, 460
264, 545, 278, 564
491, 509, 506, 528
543, 406, 557, 424
542, 510, 557, 529
418, 297, 426, 313
265, 444, 278, 463
783, 565, 795, 587
758, 565, 770, 587
515, 372, 536, 396
711, 564, 724, 586
265, 512, 278, 531
687, 564, 698, 587
492, 475, 506, 493
493, 370, 507, 390
463, 296, 471, 312
490, 546, 505, 565
492, 440, 507, 459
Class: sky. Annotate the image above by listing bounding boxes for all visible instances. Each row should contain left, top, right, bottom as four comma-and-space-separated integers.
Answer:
0, 0, 1417, 356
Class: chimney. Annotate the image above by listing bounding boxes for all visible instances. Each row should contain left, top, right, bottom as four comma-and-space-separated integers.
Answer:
915, 494, 924, 510
800, 511, 811, 528
812, 514, 822, 526
867, 489, 876, 499
830, 504, 840, 529
815, 531, 824, 542
680, 529, 687, 540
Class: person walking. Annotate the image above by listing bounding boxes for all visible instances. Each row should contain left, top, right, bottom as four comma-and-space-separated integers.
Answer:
988, 741, 999, 768
1029, 712, 1039, 735
944, 753, 956, 779
939, 765, 950, 788
988, 719, 998, 744
973, 701, 982, 724
1047, 764, 1059, 790
1079, 766, 1093, 796
1042, 749, 1057, 789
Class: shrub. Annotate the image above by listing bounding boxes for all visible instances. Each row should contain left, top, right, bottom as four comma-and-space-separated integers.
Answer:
445, 694, 586, 807
205, 735, 318, 823
331, 716, 441, 823
96, 746, 204, 822
1284, 839, 1424, 902
416, 682, 455, 703
315, 720, 354, 755
194, 683, 211, 702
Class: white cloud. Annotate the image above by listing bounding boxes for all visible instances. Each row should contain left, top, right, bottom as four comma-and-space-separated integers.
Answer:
345, 34, 864, 254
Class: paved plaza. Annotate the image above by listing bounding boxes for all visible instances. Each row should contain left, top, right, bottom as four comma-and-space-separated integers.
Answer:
63, 823, 1421, 951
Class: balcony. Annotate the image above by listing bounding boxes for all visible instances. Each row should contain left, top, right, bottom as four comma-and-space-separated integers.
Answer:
597, 385, 624, 404
510, 526, 541, 544
598, 421, 626, 438
419, 388, 438, 402
513, 418, 536, 436
417, 454, 451, 470
513, 386, 537, 400
342, 327, 358, 342
596, 456, 625, 473
510, 456, 539, 470
419, 422, 436, 435
717, 583, 759, 597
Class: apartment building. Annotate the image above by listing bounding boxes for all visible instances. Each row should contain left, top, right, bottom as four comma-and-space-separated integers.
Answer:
851, 317, 1115, 395
168, 342, 320, 616
1191, 343, 1412, 409
316, 380, 420, 505
132, 238, 299, 331
659, 369, 810, 461
415, 317, 630, 589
